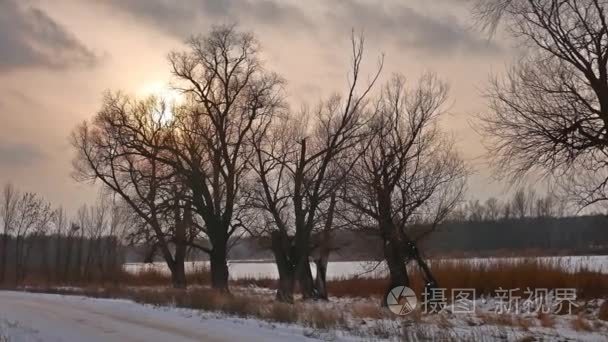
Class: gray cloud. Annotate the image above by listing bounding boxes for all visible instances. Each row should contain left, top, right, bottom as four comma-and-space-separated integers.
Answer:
0, 140, 45, 167
104, 0, 312, 39
0, 0, 98, 71
328, 0, 500, 55
103, 0, 499, 57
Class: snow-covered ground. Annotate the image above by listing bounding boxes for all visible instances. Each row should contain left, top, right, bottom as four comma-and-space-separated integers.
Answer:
124, 255, 608, 279
0, 291, 322, 342
18, 255, 602, 341
1, 290, 606, 341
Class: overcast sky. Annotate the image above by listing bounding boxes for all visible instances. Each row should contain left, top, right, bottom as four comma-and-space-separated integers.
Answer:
0, 0, 521, 212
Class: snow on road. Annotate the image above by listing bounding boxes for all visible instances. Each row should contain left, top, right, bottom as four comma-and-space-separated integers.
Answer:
0, 291, 318, 342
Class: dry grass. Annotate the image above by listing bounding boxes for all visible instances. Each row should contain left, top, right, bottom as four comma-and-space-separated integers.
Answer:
12, 258, 607, 302
299, 306, 346, 330
425, 259, 608, 300
478, 313, 516, 327
571, 315, 593, 332
350, 302, 387, 320
477, 313, 536, 331
599, 301, 608, 321
232, 276, 277, 289
537, 312, 556, 328
264, 302, 299, 323
310, 259, 608, 300
12, 266, 212, 289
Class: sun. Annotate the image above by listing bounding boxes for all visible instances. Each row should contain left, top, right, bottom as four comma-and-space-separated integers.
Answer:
137, 81, 183, 104
137, 81, 183, 123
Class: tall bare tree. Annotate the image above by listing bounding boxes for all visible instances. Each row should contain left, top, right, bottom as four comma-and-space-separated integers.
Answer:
342, 73, 467, 300
160, 25, 285, 291
247, 34, 381, 301
475, 0, 608, 209
72, 95, 191, 288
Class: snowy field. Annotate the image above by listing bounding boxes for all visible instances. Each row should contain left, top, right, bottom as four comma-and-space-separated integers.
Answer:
123, 255, 608, 279
1, 290, 606, 342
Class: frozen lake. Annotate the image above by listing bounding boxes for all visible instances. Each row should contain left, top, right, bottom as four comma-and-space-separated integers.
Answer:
123, 255, 608, 280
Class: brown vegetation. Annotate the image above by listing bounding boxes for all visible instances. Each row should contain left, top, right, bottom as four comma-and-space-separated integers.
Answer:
8, 258, 607, 302
599, 301, 608, 322
571, 315, 593, 332
325, 259, 608, 300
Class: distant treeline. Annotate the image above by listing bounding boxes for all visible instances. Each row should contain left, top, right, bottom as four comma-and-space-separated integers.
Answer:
0, 234, 125, 285
225, 215, 608, 261
420, 216, 608, 257
0, 184, 130, 286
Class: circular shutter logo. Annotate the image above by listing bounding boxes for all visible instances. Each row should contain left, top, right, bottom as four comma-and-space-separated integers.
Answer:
386, 286, 417, 315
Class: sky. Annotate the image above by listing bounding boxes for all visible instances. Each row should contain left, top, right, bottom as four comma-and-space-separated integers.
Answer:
0, 0, 521, 213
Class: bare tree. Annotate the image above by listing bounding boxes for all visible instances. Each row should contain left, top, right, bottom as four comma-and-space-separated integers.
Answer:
12, 192, 52, 284
511, 188, 536, 219
342, 73, 467, 301
467, 200, 486, 222
158, 25, 285, 291
72, 94, 192, 289
247, 34, 381, 301
475, 0, 608, 209
485, 197, 502, 221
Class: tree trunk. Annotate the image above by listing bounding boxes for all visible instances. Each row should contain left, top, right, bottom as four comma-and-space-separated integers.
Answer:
271, 231, 295, 303
382, 238, 409, 307
171, 217, 188, 289
314, 192, 334, 301
293, 226, 319, 300
406, 240, 439, 300
313, 256, 328, 300
296, 255, 317, 300
210, 244, 229, 291
170, 261, 187, 289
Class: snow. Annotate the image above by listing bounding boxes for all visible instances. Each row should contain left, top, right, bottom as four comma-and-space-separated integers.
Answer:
0, 291, 322, 342
1, 290, 607, 341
